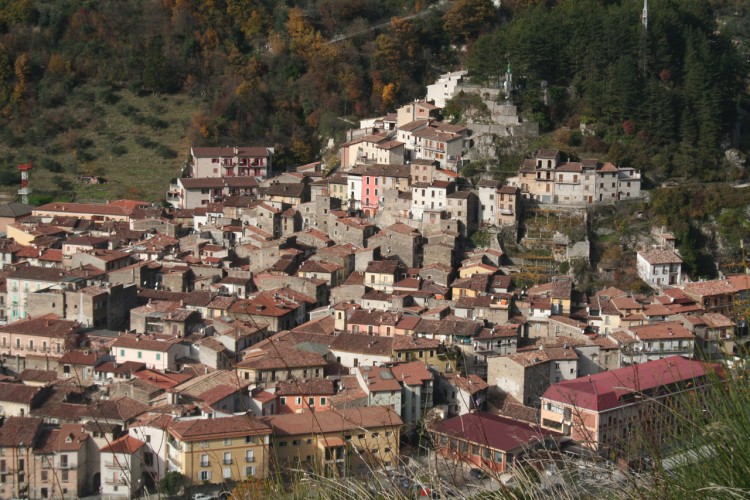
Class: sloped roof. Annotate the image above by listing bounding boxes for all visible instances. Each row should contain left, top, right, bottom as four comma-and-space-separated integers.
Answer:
432, 413, 555, 452
264, 406, 402, 436
100, 435, 146, 454
542, 356, 718, 412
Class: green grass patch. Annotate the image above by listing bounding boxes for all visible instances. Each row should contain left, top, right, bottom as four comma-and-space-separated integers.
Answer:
0, 87, 202, 203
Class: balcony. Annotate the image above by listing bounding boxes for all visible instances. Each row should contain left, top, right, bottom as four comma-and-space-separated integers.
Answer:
105, 477, 127, 485
245, 456, 255, 463
104, 461, 123, 468
200, 461, 210, 468
222, 458, 233, 465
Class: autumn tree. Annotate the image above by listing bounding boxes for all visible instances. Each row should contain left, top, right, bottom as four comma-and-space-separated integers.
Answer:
443, 0, 496, 44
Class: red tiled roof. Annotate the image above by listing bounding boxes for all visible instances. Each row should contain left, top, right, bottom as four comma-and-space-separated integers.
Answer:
100, 435, 146, 454
638, 249, 682, 265
169, 415, 271, 441
683, 279, 736, 297
433, 413, 556, 452
542, 356, 719, 412
264, 406, 402, 435
630, 321, 693, 340
112, 333, 183, 352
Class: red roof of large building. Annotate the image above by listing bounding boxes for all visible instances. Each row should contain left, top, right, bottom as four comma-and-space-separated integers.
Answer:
542, 356, 719, 412
432, 413, 556, 452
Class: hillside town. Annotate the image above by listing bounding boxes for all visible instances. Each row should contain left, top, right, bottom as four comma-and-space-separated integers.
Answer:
0, 72, 744, 500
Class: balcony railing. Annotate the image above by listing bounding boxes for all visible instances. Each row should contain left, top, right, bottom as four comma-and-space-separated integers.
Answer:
245, 456, 255, 463
105, 477, 127, 485
223, 458, 233, 465
200, 461, 210, 467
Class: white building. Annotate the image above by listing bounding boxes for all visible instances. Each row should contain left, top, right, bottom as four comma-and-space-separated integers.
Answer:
410, 180, 455, 220
110, 334, 187, 372
637, 249, 683, 288
425, 70, 469, 108
100, 435, 147, 499
347, 170, 363, 211
129, 419, 170, 487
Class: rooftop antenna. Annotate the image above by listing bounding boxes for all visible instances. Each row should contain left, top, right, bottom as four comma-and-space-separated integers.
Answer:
18, 162, 32, 204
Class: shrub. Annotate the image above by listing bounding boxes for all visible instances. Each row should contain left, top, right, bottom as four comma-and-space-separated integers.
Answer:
110, 144, 127, 156
159, 471, 184, 496
40, 158, 63, 172
155, 144, 178, 159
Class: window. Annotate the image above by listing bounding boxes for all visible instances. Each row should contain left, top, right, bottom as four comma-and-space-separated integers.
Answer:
200, 470, 211, 481
308, 397, 314, 406
119, 349, 125, 357
385, 431, 393, 437
320, 397, 326, 406
292, 439, 301, 446
245, 436, 254, 444
306, 438, 312, 444
156, 353, 161, 361
372, 432, 379, 438
279, 397, 286, 405
137, 351, 142, 359
295, 397, 302, 405
224, 438, 232, 446
223, 452, 232, 465
245, 466, 256, 477
200, 454, 209, 467
246, 450, 255, 462
144, 452, 153, 466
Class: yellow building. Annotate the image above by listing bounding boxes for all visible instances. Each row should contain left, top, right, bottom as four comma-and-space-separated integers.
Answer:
458, 262, 498, 279
265, 406, 403, 477
167, 415, 272, 488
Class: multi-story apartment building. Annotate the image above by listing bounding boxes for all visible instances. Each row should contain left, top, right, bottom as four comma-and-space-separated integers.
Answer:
506, 150, 642, 205
539, 356, 719, 457
636, 249, 683, 287
166, 415, 272, 488
681, 279, 738, 317
100, 435, 149, 499
477, 180, 520, 227
264, 406, 402, 476
0, 417, 45, 500
410, 180, 455, 220
0, 316, 82, 371
33, 425, 94, 499
190, 146, 274, 180
611, 321, 694, 365
110, 333, 187, 372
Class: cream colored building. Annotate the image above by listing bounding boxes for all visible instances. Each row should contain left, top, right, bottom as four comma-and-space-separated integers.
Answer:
265, 406, 402, 476
167, 415, 272, 488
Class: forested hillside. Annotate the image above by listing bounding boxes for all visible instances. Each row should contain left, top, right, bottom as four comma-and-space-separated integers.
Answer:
469, 0, 746, 182
0, 0, 746, 201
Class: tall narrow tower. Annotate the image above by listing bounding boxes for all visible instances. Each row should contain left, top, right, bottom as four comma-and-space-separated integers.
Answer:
18, 162, 32, 205
642, 0, 648, 32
